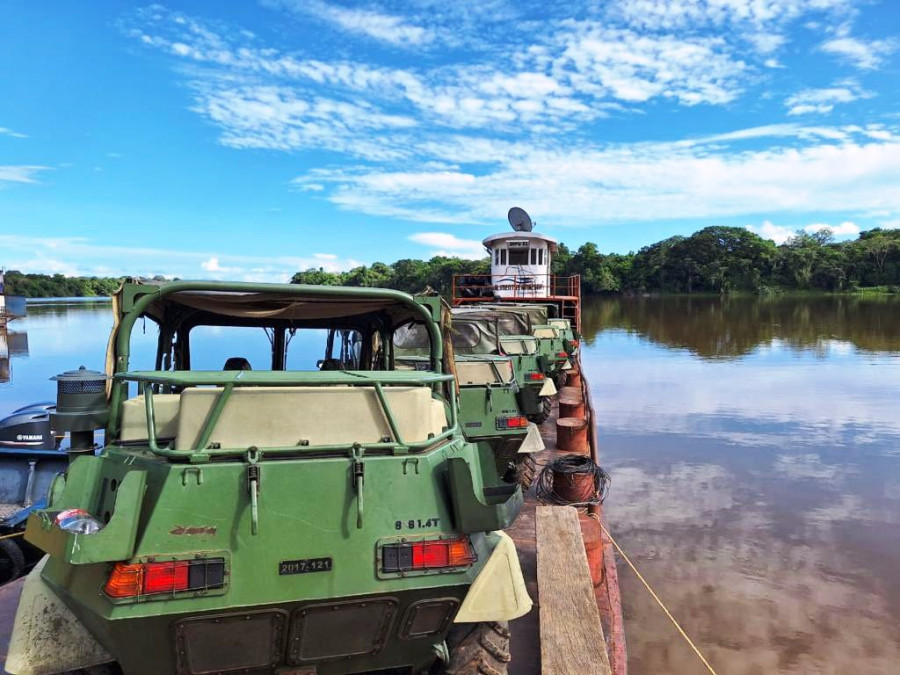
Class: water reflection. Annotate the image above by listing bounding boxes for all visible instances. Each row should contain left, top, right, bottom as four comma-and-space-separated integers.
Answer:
0, 328, 29, 385
583, 296, 900, 674
583, 295, 900, 358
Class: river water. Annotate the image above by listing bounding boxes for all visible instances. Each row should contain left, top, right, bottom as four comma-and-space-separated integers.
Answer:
2, 295, 899, 674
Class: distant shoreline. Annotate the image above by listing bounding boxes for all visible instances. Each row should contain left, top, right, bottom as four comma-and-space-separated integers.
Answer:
25, 297, 114, 304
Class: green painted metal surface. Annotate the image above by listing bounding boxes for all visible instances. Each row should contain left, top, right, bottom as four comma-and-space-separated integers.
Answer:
20, 281, 525, 675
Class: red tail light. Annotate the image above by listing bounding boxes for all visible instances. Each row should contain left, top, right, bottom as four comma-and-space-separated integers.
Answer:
526, 372, 544, 381
382, 537, 476, 573
556, 351, 568, 358
105, 558, 226, 598
143, 561, 190, 594
497, 416, 528, 430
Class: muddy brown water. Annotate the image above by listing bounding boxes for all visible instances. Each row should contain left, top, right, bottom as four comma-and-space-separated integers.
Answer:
585, 295, 900, 675
2, 295, 900, 674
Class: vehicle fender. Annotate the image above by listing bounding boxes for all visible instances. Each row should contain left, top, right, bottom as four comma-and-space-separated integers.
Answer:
454, 531, 532, 623
5, 557, 114, 675
538, 377, 557, 397
518, 423, 545, 454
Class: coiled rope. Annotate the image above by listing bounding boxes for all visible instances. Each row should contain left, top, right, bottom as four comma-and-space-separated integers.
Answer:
589, 513, 720, 675
531, 453, 611, 506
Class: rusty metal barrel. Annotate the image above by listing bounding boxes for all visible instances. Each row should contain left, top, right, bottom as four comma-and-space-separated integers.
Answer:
552, 463, 596, 504
566, 368, 582, 389
556, 417, 589, 454
559, 386, 583, 402
559, 396, 585, 419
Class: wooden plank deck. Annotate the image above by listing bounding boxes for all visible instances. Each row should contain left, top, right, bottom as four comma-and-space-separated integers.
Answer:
536, 506, 612, 675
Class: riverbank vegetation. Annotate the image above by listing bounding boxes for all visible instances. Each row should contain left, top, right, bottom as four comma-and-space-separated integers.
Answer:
3, 272, 123, 298
293, 226, 900, 296
6, 227, 899, 298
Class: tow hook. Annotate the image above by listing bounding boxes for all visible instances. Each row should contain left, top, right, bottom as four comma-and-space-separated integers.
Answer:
351, 443, 365, 529
247, 447, 261, 535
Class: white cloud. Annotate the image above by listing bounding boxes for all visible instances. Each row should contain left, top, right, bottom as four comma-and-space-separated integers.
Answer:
605, 0, 850, 33
409, 232, 486, 259
804, 221, 860, 237
0, 235, 360, 281
549, 22, 748, 106
302, 125, 900, 225
122, 6, 900, 229
747, 220, 796, 245
301, 0, 434, 47
201, 256, 222, 272
785, 84, 868, 115
313, 253, 337, 260
820, 35, 897, 70
0, 127, 27, 139
0, 165, 50, 184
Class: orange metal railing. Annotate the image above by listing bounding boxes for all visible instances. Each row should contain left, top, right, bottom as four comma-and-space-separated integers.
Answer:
451, 273, 582, 330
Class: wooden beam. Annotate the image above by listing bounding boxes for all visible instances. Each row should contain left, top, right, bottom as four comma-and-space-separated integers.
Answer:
536, 506, 612, 675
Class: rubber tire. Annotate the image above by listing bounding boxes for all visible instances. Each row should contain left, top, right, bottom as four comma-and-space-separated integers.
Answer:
526, 397, 552, 425
437, 621, 511, 675
553, 371, 568, 390
0, 538, 25, 584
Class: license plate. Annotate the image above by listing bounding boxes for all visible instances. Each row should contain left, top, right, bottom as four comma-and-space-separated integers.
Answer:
278, 557, 333, 575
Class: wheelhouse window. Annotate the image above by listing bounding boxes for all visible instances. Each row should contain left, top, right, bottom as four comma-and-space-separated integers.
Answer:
500, 249, 507, 265
508, 247, 528, 265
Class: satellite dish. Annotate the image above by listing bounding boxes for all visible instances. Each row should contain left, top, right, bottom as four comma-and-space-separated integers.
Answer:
508, 207, 533, 232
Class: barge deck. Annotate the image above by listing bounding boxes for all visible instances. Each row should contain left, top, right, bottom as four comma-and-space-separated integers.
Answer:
507, 356, 626, 675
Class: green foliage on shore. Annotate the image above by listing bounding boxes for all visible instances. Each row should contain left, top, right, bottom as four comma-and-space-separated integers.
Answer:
7, 226, 900, 298
293, 226, 900, 296
3, 271, 123, 298
292, 257, 491, 296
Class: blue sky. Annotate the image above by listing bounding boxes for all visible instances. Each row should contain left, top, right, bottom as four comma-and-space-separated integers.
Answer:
1, 0, 899, 282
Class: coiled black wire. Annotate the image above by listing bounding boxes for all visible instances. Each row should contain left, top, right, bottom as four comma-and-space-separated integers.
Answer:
532, 454, 611, 506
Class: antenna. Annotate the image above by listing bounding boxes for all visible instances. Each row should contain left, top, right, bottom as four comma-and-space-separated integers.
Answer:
507, 207, 533, 232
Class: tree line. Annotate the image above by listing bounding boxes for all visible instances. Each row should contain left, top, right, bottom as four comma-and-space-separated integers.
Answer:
3, 272, 123, 298
294, 226, 900, 295
6, 226, 899, 298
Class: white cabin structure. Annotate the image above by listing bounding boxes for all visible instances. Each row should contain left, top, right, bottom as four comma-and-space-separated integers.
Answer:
452, 208, 582, 330
483, 231, 558, 299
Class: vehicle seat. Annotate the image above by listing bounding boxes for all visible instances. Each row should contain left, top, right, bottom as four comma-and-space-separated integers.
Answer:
223, 357, 252, 371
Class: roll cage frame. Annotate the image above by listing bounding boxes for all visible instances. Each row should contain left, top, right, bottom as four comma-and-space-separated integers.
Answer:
106, 282, 451, 461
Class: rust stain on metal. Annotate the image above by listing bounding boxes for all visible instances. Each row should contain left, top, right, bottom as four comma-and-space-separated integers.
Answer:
170, 525, 217, 536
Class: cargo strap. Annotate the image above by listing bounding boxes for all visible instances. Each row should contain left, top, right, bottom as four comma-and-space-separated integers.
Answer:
246, 447, 261, 535
351, 444, 365, 529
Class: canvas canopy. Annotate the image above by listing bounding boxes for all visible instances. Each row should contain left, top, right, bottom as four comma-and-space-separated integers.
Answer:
467, 304, 550, 328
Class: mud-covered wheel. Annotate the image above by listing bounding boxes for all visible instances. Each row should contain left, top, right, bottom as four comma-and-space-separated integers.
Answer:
526, 397, 552, 425
0, 537, 25, 584
553, 371, 568, 390
517, 454, 537, 491
437, 621, 511, 675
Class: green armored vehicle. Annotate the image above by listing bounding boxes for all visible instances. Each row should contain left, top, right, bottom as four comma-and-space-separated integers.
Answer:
548, 318, 579, 357
450, 311, 558, 423
496, 335, 556, 424
6, 281, 532, 675
393, 328, 544, 467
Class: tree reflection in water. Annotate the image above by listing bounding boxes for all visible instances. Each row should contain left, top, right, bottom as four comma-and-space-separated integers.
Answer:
581, 294, 900, 357
584, 296, 900, 675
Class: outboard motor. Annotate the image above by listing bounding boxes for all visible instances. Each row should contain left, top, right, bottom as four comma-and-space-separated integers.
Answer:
50, 366, 109, 461
0, 406, 55, 450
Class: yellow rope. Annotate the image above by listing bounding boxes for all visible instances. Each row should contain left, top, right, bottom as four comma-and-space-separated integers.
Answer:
0, 531, 25, 541
591, 515, 720, 675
